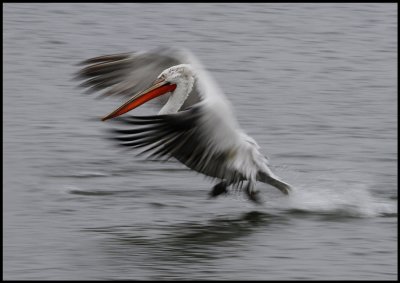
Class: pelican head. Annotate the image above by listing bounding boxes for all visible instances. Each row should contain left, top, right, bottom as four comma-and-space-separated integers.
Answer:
102, 64, 195, 121
158, 64, 195, 85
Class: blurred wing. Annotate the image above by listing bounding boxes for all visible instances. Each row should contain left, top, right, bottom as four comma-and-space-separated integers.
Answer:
110, 104, 244, 182
76, 47, 201, 109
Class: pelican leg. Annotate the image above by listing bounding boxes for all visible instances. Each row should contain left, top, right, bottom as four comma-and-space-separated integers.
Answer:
245, 181, 262, 204
209, 181, 229, 198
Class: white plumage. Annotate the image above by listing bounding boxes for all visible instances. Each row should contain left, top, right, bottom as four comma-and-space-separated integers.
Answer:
77, 47, 292, 203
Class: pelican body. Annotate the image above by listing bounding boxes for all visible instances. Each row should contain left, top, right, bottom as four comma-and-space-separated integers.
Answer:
77, 47, 292, 203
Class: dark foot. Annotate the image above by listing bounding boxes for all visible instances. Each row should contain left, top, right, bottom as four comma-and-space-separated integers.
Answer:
245, 184, 263, 204
209, 181, 228, 198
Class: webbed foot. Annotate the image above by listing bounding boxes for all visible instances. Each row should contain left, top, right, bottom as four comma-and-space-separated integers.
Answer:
245, 182, 263, 204
209, 181, 228, 198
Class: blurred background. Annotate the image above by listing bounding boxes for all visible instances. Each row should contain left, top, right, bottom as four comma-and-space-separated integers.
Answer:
3, 3, 397, 280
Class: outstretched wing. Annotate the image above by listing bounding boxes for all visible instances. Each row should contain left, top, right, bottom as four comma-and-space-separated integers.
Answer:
75, 47, 201, 109
109, 104, 244, 183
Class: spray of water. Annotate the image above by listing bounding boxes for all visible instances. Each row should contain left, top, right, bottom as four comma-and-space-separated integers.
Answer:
276, 182, 397, 218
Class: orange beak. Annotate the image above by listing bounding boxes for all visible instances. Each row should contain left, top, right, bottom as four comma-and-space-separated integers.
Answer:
102, 79, 177, 121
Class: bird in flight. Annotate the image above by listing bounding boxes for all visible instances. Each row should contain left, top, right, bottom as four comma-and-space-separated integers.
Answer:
76, 47, 292, 203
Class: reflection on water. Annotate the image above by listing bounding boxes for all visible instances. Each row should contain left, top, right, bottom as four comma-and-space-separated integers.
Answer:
83, 211, 282, 279
87, 211, 277, 251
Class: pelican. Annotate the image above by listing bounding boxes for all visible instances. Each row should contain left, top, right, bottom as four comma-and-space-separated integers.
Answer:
76, 47, 292, 203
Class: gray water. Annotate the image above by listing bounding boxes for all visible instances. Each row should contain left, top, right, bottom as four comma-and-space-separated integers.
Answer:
3, 3, 397, 280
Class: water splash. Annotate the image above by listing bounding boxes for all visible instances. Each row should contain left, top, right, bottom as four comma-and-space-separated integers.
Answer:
279, 182, 397, 218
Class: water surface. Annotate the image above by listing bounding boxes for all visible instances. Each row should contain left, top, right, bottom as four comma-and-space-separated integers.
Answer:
3, 3, 397, 280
